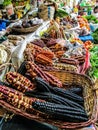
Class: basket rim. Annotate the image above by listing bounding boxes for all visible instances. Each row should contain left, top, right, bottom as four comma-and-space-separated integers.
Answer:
45, 70, 94, 86
12, 24, 41, 33
0, 93, 97, 129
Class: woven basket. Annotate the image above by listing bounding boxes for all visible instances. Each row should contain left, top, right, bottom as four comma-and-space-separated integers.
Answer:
0, 71, 97, 129
12, 24, 41, 34
0, 45, 11, 66
59, 57, 79, 66
0, 63, 17, 81
0, 63, 17, 72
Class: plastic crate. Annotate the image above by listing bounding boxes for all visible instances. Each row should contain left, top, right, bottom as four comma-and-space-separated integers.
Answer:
0, 21, 6, 31
79, 34, 94, 42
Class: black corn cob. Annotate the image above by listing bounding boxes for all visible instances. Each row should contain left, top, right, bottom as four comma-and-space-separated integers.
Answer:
67, 87, 83, 95
33, 77, 84, 105
25, 91, 67, 105
32, 101, 88, 122
34, 77, 52, 92
17, 61, 27, 75
26, 91, 84, 109
52, 87, 84, 105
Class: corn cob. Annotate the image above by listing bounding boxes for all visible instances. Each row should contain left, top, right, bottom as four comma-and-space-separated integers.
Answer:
67, 87, 83, 95
53, 63, 78, 72
26, 44, 46, 57
31, 39, 46, 48
38, 50, 55, 59
34, 77, 52, 92
0, 85, 51, 119
0, 85, 33, 108
26, 44, 43, 53
32, 101, 88, 122
17, 61, 27, 75
25, 91, 64, 105
26, 43, 55, 59
25, 44, 40, 60
33, 77, 83, 105
26, 62, 62, 87
24, 48, 34, 61
37, 64, 57, 71
60, 58, 79, 66
26, 91, 84, 109
27, 63, 60, 87
0, 85, 42, 114
55, 51, 65, 58
35, 54, 53, 65
52, 87, 84, 105
49, 44, 63, 52
6, 72, 36, 92
37, 77, 83, 96
44, 72, 62, 87
26, 62, 49, 82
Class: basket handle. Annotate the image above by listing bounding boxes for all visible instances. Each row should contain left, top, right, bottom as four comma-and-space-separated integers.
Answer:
0, 63, 17, 72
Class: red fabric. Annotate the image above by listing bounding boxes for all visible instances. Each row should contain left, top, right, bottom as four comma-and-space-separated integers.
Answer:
80, 51, 91, 74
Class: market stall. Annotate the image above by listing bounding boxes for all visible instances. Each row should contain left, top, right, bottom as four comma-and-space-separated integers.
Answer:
0, 0, 98, 130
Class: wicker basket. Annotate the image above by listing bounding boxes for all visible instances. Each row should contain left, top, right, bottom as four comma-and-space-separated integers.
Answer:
11, 24, 41, 34
0, 71, 97, 129
59, 57, 79, 66
0, 45, 11, 66
0, 63, 17, 82
0, 63, 17, 72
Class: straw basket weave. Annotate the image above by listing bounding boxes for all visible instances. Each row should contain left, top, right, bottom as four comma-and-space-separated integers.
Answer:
0, 45, 11, 79
12, 24, 41, 34
0, 45, 11, 66
3, 49, 11, 64
0, 63, 17, 82
0, 63, 17, 72
0, 70, 97, 129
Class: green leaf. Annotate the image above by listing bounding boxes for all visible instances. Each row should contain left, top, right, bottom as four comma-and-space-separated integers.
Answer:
93, 71, 98, 78
3, 0, 12, 6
